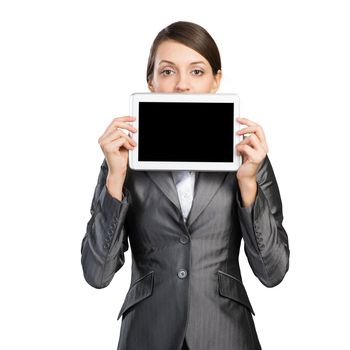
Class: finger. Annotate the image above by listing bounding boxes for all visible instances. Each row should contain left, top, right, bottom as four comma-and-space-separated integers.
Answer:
103, 121, 138, 142
113, 137, 136, 151
101, 129, 136, 147
247, 132, 268, 153
112, 120, 138, 132
101, 129, 137, 148
105, 116, 135, 131
109, 119, 137, 136
236, 144, 260, 163
113, 130, 137, 147
100, 116, 137, 139
104, 136, 136, 153
236, 134, 267, 162
236, 117, 258, 127
238, 133, 264, 152
236, 125, 266, 144
237, 133, 256, 146
116, 137, 137, 151
237, 126, 268, 153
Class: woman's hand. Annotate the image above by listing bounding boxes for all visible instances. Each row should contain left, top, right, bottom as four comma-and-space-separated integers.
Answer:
98, 116, 138, 176
235, 117, 268, 207
235, 117, 269, 181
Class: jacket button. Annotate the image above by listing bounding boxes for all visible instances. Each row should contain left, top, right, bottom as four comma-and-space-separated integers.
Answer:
177, 269, 188, 279
108, 228, 114, 235
258, 243, 265, 249
179, 235, 189, 244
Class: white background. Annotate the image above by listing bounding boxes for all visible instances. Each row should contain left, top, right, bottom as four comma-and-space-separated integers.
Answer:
1, 0, 349, 349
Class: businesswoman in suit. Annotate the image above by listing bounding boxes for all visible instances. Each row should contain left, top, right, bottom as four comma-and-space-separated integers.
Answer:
81, 21, 290, 350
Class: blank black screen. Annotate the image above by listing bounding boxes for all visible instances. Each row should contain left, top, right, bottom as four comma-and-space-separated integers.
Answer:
138, 102, 234, 162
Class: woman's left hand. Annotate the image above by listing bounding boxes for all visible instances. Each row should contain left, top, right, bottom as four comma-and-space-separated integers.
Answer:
235, 117, 269, 182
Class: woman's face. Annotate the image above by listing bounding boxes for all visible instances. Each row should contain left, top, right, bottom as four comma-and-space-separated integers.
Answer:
148, 40, 222, 93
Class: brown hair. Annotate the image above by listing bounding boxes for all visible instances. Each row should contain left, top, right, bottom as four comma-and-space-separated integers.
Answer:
146, 21, 222, 83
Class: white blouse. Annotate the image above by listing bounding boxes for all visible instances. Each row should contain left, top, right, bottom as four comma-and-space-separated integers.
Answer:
171, 170, 196, 223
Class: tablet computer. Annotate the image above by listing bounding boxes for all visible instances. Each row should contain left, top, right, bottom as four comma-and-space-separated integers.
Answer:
128, 92, 242, 171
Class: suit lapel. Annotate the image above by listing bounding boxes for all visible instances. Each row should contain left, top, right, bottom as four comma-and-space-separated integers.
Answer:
145, 170, 181, 213
146, 171, 228, 228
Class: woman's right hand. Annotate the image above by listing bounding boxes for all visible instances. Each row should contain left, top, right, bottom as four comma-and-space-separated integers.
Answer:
98, 116, 138, 178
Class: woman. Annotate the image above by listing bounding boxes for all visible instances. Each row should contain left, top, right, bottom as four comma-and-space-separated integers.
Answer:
81, 21, 290, 350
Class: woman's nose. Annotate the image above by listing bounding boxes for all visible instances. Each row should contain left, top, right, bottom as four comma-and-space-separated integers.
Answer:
175, 74, 191, 92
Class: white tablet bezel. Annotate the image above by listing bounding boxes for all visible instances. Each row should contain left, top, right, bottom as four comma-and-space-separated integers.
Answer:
128, 92, 242, 172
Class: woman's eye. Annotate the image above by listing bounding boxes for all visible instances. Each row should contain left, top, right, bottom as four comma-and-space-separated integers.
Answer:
192, 69, 204, 76
160, 69, 204, 76
161, 69, 174, 76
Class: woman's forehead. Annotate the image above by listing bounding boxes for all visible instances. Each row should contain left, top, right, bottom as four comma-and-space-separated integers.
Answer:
154, 40, 208, 66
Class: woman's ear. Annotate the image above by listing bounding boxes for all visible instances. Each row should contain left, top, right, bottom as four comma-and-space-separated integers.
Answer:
148, 80, 155, 92
211, 69, 222, 93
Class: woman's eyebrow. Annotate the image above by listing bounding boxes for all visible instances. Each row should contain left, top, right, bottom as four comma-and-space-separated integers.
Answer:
159, 60, 207, 66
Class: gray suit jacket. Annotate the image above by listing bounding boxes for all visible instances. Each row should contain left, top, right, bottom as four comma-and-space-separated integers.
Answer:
81, 155, 290, 350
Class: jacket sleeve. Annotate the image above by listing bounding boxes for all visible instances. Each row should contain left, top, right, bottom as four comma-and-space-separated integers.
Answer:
236, 155, 290, 287
81, 158, 131, 289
